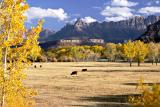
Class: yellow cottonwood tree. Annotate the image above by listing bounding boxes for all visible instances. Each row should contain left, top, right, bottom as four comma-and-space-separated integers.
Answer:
147, 42, 159, 65
123, 40, 136, 67
134, 40, 148, 67
104, 43, 117, 62
157, 43, 160, 65
115, 43, 123, 61
0, 0, 43, 107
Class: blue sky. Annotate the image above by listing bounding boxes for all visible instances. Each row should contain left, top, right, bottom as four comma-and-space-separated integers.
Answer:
26, 0, 160, 31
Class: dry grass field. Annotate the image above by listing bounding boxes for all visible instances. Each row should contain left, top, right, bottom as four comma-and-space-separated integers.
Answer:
24, 62, 160, 107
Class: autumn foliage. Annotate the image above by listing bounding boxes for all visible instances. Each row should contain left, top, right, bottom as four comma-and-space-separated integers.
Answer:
123, 40, 136, 67
42, 40, 160, 67
0, 0, 43, 107
129, 79, 160, 107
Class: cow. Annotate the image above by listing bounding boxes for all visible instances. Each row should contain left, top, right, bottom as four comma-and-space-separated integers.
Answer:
70, 71, 78, 75
82, 69, 87, 72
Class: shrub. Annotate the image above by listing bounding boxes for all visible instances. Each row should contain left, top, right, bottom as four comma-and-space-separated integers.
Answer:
129, 79, 160, 107
48, 57, 57, 62
36, 56, 48, 62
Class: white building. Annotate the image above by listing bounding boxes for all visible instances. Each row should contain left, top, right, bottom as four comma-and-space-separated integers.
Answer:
89, 39, 104, 44
60, 39, 81, 43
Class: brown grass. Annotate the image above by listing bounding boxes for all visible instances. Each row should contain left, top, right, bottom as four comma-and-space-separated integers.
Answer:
24, 62, 160, 107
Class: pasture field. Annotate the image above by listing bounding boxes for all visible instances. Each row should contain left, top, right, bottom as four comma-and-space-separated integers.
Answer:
24, 62, 160, 107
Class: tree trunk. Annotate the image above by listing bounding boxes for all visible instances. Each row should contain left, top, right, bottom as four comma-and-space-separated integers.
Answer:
156, 59, 158, 66
152, 60, 154, 65
129, 59, 132, 67
114, 56, 117, 62
2, 48, 8, 107
138, 58, 140, 67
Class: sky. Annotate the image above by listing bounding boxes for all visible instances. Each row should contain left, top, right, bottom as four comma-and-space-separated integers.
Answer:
25, 0, 160, 31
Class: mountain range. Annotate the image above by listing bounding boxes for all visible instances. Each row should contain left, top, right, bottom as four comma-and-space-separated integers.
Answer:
39, 15, 160, 43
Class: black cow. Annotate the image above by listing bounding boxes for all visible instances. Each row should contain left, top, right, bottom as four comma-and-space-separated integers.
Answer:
82, 69, 87, 72
70, 71, 78, 75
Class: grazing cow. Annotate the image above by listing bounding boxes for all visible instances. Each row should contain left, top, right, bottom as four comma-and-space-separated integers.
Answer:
70, 71, 77, 75
34, 65, 37, 68
82, 69, 87, 72
40, 65, 42, 68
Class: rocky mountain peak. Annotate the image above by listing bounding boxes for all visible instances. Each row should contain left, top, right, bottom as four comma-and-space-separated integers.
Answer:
74, 18, 89, 31
144, 15, 160, 25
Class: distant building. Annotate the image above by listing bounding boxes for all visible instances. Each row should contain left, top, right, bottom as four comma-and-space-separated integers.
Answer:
58, 38, 105, 46
58, 39, 82, 46
40, 38, 105, 49
89, 39, 104, 44
60, 39, 81, 43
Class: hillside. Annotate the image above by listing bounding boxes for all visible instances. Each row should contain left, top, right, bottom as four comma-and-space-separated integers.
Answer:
137, 20, 160, 43
46, 15, 160, 43
39, 29, 55, 42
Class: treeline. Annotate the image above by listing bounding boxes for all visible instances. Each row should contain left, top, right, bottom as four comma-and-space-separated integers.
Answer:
37, 40, 160, 66
39, 45, 104, 62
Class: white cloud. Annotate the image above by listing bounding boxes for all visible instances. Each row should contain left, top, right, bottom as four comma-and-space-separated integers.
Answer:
67, 18, 77, 24
105, 16, 126, 22
100, 0, 138, 22
67, 17, 97, 24
100, 0, 160, 22
146, 1, 160, 5
111, 0, 138, 7
101, 6, 133, 17
156, 0, 160, 4
101, 6, 134, 21
24, 7, 68, 22
81, 17, 97, 23
139, 7, 160, 15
